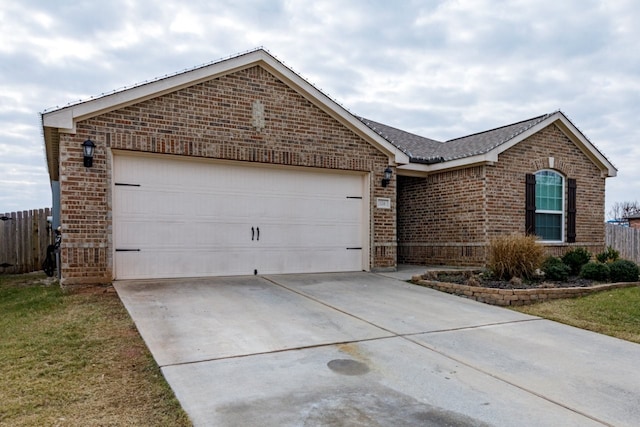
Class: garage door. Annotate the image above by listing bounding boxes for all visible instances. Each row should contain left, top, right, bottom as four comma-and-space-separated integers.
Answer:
113, 154, 368, 279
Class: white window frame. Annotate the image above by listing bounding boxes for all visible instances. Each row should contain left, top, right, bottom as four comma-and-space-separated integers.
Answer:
535, 169, 565, 243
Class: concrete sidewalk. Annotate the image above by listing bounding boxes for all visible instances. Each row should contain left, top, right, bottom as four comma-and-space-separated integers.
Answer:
114, 272, 640, 426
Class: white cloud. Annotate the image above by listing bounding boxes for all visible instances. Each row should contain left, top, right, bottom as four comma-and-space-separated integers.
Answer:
1, 0, 639, 213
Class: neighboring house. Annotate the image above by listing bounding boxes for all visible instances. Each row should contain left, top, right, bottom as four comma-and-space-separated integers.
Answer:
41, 49, 617, 284
626, 213, 640, 229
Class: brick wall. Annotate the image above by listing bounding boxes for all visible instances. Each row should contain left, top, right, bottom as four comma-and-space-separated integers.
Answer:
397, 167, 487, 266
487, 123, 606, 253
58, 66, 394, 284
398, 123, 607, 267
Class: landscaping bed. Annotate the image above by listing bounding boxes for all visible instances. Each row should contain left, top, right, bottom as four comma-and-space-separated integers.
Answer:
414, 237, 640, 306
430, 271, 597, 289
411, 270, 639, 306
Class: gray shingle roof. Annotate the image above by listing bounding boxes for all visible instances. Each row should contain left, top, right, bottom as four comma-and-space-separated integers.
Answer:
358, 117, 445, 163
359, 113, 553, 163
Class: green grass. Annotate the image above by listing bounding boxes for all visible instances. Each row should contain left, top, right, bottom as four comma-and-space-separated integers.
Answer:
0, 273, 191, 426
514, 286, 640, 344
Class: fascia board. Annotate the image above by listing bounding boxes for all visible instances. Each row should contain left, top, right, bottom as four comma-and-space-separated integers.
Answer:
257, 54, 409, 163
477, 111, 616, 178
42, 52, 265, 132
41, 49, 405, 163
553, 114, 618, 177
495, 111, 618, 177
397, 111, 618, 179
396, 152, 497, 175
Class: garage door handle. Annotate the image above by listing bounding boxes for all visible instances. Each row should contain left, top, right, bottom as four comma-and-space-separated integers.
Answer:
257, 227, 260, 241
251, 227, 255, 241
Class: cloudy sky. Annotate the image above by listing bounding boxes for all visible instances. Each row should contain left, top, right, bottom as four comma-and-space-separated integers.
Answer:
1, 0, 638, 218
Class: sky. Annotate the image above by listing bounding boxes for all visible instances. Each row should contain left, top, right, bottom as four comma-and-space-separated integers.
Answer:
1, 0, 638, 218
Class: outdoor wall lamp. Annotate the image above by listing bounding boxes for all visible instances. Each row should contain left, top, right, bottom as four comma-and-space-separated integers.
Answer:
82, 139, 96, 167
382, 166, 393, 187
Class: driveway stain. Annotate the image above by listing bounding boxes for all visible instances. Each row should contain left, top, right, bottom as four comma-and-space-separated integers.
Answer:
327, 359, 370, 376
215, 384, 489, 427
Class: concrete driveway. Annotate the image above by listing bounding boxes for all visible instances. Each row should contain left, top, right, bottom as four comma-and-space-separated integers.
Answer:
114, 271, 640, 426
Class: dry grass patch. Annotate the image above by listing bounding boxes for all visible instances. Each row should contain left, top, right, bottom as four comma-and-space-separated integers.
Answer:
513, 286, 640, 344
0, 273, 191, 427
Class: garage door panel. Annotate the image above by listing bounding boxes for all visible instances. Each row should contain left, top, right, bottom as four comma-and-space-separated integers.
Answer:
116, 247, 260, 279
116, 189, 256, 221
114, 154, 366, 279
258, 223, 360, 247
116, 221, 252, 249
258, 247, 362, 275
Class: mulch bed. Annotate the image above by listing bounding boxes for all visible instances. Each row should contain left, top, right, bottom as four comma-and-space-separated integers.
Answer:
433, 272, 597, 290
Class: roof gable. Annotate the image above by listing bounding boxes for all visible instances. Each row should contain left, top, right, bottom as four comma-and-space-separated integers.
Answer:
42, 49, 409, 180
362, 111, 616, 177
41, 49, 616, 181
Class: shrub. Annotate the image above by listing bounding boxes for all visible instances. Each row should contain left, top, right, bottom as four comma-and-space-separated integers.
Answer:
541, 256, 571, 281
609, 260, 639, 282
487, 234, 545, 280
561, 247, 592, 275
580, 262, 610, 281
596, 246, 620, 264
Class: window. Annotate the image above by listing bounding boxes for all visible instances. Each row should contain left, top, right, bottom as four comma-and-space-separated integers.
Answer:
534, 170, 564, 241
526, 171, 576, 243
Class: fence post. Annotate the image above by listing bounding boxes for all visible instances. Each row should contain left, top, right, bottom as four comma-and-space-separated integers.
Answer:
0, 213, 12, 273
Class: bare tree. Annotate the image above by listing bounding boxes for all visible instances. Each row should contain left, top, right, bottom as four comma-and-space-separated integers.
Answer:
608, 201, 640, 222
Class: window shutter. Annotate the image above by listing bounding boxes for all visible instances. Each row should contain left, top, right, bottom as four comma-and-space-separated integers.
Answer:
525, 173, 536, 235
567, 178, 577, 243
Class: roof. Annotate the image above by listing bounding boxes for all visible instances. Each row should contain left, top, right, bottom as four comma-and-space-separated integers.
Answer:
41, 48, 617, 181
439, 114, 550, 160
358, 118, 444, 163
41, 48, 409, 181
360, 111, 617, 177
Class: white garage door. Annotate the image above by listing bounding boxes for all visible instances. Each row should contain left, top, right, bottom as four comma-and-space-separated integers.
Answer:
113, 154, 368, 279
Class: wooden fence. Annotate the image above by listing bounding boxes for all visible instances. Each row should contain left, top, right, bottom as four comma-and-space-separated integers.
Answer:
0, 208, 52, 274
606, 223, 640, 264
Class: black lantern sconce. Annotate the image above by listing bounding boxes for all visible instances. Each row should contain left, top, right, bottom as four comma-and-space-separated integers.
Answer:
382, 166, 393, 187
82, 139, 96, 167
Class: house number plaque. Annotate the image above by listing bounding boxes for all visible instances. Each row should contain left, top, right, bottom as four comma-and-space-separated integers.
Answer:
376, 198, 391, 209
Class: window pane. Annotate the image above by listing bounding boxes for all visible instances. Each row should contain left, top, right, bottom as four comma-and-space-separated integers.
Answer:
536, 213, 562, 240
535, 171, 563, 212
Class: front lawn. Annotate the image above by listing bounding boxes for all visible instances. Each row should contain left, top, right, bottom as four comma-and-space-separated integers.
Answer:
0, 273, 191, 426
513, 286, 640, 344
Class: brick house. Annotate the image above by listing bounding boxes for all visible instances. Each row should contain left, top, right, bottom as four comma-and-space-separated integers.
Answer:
41, 49, 617, 284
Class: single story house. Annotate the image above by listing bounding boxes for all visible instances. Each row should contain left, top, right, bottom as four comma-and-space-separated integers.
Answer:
41, 49, 617, 284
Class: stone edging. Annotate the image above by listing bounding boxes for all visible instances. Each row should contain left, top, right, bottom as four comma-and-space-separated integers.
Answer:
411, 275, 639, 306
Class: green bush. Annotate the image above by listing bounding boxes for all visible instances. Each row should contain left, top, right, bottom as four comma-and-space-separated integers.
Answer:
596, 246, 620, 264
541, 256, 571, 281
562, 247, 592, 275
609, 260, 639, 282
488, 234, 545, 280
580, 262, 610, 281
